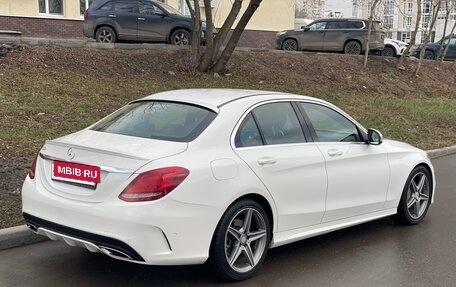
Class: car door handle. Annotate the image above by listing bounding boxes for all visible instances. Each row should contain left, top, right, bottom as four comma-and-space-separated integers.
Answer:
108, 14, 117, 18
257, 157, 277, 166
138, 17, 145, 21
327, 149, 343, 157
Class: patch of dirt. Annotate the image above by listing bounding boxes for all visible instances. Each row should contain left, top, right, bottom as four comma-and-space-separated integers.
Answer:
0, 192, 23, 229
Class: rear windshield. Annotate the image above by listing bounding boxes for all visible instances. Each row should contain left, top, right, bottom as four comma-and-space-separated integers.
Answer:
91, 101, 217, 142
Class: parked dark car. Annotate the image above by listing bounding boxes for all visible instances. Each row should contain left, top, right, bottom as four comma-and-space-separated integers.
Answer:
412, 34, 456, 60
276, 18, 385, 55
83, 0, 202, 45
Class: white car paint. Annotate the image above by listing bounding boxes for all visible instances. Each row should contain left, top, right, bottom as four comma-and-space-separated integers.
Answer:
384, 38, 409, 56
22, 89, 435, 268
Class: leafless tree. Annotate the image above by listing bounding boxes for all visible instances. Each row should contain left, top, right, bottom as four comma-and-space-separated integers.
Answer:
185, 0, 263, 74
398, 0, 423, 67
295, 0, 324, 19
364, 0, 382, 67
416, 0, 441, 75
440, 21, 456, 64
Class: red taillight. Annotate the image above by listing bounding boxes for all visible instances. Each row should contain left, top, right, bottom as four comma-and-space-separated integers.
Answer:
28, 155, 38, 179
83, 10, 88, 20
119, 167, 189, 202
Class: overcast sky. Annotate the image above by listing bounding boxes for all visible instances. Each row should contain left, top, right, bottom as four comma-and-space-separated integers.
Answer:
326, 0, 353, 17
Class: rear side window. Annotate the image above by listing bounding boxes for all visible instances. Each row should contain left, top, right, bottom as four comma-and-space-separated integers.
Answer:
114, 0, 138, 13
99, 2, 114, 11
91, 101, 217, 142
348, 21, 364, 29
235, 113, 263, 148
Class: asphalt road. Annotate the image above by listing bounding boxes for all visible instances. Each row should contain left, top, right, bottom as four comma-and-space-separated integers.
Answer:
1, 154, 455, 287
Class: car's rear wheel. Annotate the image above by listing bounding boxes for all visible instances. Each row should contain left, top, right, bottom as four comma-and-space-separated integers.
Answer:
95, 26, 117, 43
211, 199, 270, 281
391, 166, 432, 225
281, 39, 298, 51
382, 46, 396, 57
424, 50, 435, 60
344, 40, 362, 55
170, 29, 191, 45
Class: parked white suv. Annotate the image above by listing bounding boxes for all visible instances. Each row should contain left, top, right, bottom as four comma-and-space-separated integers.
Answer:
382, 38, 409, 57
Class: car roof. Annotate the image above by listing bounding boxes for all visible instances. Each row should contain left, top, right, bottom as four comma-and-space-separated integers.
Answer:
314, 18, 373, 22
135, 89, 316, 112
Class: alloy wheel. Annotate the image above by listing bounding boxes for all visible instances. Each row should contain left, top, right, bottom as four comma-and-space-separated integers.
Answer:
173, 33, 189, 45
344, 41, 361, 55
406, 172, 430, 220
224, 207, 267, 273
98, 30, 113, 43
282, 39, 298, 51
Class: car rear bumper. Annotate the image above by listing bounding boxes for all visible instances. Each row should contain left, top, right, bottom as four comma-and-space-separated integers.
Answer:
83, 23, 94, 38
22, 175, 221, 265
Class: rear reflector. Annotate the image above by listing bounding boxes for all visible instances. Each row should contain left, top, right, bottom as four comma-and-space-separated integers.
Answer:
29, 155, 38, 179
119, 167, 189, 202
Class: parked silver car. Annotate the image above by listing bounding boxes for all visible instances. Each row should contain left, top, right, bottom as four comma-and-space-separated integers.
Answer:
276, 18, 385, 55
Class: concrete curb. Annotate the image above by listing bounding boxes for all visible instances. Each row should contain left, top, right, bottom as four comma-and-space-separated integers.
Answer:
0, 225, 48, 250
0, 145, 455, 252
427, 145, 456, 159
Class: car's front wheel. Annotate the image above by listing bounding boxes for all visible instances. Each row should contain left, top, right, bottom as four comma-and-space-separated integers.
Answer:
211, 199, 270, 281
95, 26, 117, 43
170, 29, 191, 45
392, 166, 432, 225
424, 50, 435, 60
281, 39, 298, 51
382, 46, 396, 57
344, 40, 362, 55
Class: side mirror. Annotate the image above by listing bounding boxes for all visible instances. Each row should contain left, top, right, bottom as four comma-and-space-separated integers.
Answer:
155, 10, 165, 17
367, 129, 383, 145
302, 26, 310, 31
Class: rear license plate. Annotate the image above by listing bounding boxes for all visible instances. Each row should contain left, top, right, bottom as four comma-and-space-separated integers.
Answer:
52, 161, 101, 187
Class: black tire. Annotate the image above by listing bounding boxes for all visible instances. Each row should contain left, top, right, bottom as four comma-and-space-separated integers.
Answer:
382, 46, 396, 57
170, 29, 191, 45
344, 40, 362, 55
281, 39, 298, 51
391, 166, 432, 225
211, 199, 271, 281
95, 26, 117, 43
424, 50, 435, 60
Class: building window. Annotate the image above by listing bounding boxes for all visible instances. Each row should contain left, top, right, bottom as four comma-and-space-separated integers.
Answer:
423, 0, 431, 14
80, 0, 95, 14
404, 2, 413, 15
422, 15, 430, 28
400, 31, 411, 43
39, 0, 63, 15
384, 0, 395, 15
384, 15, 394, 29
403, 16, 412, 28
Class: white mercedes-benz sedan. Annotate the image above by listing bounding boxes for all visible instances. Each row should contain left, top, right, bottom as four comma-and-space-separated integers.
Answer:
22, 89, 435, 281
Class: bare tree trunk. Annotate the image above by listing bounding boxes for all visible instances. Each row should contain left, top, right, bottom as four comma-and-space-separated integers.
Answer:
440, 8, 456, 65
437, 0, 451, 61
363, 0, 381, 67
197, 0, 216, 72
185, 0, 201, 66
210, 0, 262, 73
416, 1, 441, 76
398, 0, 422, 67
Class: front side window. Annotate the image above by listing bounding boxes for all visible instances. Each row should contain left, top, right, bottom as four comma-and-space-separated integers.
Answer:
308, 21, 327, 31
39, 0, 63, 15
139, 2, 158, 15
91, 101, 216, 142
80, 0, 95, 14
301, 103, 362, 142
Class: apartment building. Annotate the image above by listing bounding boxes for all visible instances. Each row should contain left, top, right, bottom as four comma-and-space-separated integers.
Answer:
353, 0, 456, 44
0, 0, 295, 48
